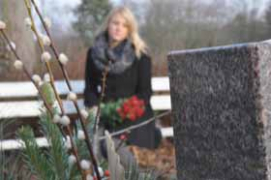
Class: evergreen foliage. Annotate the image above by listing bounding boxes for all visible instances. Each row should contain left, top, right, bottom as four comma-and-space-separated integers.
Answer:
18, 114, 82, 180
73, 0, 112, 46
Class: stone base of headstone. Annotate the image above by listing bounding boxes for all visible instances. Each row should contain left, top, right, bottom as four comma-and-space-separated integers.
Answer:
168, 42, 271, 180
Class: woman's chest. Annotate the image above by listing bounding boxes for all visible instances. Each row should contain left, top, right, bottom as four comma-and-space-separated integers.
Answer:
94, 62, 139, 96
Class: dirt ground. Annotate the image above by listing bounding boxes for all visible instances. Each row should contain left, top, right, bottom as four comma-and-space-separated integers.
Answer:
130, 138, 177, 179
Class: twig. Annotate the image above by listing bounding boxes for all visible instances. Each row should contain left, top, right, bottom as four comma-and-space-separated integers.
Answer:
24, 0, 44, 52
0, 30, 53, 117
73, 101, 102, 180
66, 126, 84, 175
93, 64, 109, 134
92, 62, 109, 171
1, 31, 19, 60
29, 3, 101, 178
24, 0, 65, 115
30, 0, 72, 90
0, 29, 71, 139
24, 2, 90, 177
99, 111, 171, 140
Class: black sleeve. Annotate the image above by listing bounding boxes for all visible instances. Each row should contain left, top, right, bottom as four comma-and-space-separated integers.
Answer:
84, 48, 99, 108
136, 54, 153, 105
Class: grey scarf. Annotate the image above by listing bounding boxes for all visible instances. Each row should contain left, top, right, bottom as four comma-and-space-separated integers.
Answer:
91, 32, 136, 74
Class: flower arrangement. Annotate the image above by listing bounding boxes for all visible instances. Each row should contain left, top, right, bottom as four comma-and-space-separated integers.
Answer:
101, 95, 145, 128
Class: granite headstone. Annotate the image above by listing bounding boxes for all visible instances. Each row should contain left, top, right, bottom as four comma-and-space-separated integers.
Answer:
168, 41, 271, 180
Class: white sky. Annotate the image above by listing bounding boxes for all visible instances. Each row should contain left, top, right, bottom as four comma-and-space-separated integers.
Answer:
38, 0, 119, 32
38, 0, 269, 33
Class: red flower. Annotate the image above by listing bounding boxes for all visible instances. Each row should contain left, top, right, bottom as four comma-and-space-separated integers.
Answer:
123, 103, 130, 114
106, 95, 146, 126
120, 134, 127, 140
120, 112, 126, 120
117, 96, 145, 121
117, 108, 126, 120
136, 107, 144, 117
129, 113, 136, 121
139, 100, 145, 106
130, 95, 139, 106
104, 170, 110, 177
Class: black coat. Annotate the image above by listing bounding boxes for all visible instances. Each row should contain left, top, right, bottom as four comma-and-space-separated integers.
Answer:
84, 48, 159, 149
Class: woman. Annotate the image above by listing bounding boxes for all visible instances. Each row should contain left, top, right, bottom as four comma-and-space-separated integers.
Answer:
84, 6, 161, 150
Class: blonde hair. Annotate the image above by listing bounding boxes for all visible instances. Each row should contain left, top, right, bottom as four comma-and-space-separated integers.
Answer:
98, 6, 148, 58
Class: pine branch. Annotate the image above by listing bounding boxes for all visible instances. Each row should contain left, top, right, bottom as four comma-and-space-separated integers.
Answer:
1, 120, 33, 180
18, 126, 54, 180
74, 113, 97, 162
40, 114, 70, 180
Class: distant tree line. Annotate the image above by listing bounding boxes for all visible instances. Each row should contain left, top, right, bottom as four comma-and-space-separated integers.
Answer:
139, 0, 271, 74
73, 0, 271, 75
2, 0, 271, 79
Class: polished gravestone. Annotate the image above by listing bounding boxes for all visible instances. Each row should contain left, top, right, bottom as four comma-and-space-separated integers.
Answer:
168, 41, 271, 180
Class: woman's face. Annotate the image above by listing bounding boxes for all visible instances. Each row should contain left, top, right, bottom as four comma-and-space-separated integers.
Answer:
108, 14, 129, 43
